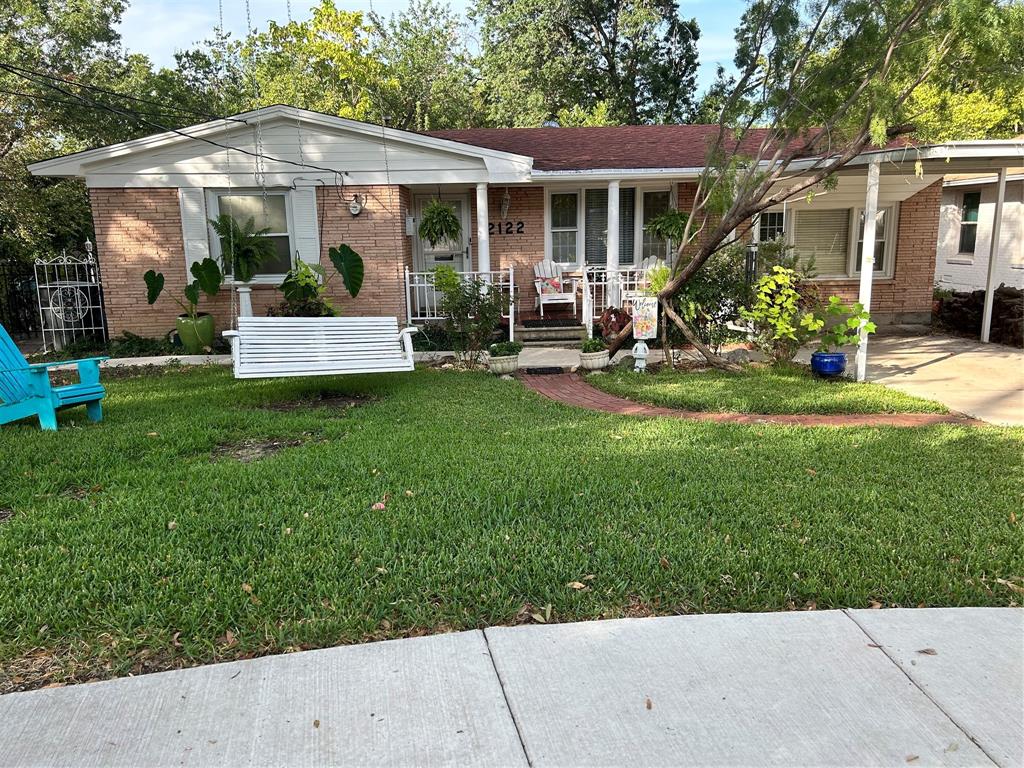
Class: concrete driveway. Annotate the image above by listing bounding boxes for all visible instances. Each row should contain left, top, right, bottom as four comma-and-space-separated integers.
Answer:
849, 333, 1024, 426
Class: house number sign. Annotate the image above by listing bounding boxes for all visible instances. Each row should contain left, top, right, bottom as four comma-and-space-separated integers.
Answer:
488, 220, 525, 235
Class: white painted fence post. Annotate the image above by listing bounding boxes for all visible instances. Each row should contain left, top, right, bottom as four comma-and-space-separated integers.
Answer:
236, 285, 253, 318
855, 158, 880, 382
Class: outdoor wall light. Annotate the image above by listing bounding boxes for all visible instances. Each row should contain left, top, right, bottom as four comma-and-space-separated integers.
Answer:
349, 194, 364, 216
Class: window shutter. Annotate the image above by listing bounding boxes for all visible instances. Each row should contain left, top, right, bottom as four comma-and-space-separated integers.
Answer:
178, 188, 210, 273
618, 188, 635, 264
584, 189, 608, 265
794, 209, 850, 275
291, 187, 321, 266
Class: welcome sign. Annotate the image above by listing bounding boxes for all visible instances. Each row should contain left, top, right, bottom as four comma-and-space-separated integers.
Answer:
632, 297, 658, 340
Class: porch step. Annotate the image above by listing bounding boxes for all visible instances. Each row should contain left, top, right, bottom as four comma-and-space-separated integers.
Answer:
515, 324, 588, 347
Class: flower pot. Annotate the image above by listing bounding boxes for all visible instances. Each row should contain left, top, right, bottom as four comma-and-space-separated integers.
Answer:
488, 354, 520, 375
579, 350, 610, 371
810, 351, 847, 378
176, 313, 215, 354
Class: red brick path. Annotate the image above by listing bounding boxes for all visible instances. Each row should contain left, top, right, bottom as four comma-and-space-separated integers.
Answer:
519, 373, 980, 427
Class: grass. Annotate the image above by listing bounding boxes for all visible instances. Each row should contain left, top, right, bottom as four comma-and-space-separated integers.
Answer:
1, 366, 1021, 691
588, 364, 949, 415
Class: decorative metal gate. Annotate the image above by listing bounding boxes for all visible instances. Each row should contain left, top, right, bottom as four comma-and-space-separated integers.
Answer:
35, 241, 108, 352
0, 258, 39, 340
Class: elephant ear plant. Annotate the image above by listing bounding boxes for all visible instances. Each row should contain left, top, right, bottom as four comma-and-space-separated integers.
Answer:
144, 257, 224, 353
270, 244, 365, 317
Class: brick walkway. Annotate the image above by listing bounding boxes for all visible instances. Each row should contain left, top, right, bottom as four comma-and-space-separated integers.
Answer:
519, 373, 980, 427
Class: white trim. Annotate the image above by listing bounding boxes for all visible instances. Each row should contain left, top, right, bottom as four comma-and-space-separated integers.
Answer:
849, 204, 898, 279
206, 188, 296, 284
533, 167, 703, 181
944, 173, 1024, 188
545, 188, 582, 268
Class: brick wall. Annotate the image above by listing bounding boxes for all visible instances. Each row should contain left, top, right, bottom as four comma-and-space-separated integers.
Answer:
469, 186, 545, 316
90, 185, 411, 339
816, 180, 942, 323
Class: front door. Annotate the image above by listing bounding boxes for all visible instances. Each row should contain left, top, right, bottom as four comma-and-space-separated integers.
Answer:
414, 194, 472, 273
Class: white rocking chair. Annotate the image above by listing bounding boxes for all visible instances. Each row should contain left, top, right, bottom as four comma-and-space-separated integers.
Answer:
533, 260, 578, 318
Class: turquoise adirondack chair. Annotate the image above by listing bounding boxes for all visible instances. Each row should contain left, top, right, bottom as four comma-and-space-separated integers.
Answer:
0, 325, 108, 431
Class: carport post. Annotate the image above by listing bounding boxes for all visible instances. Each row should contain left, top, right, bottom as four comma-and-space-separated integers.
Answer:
855, 158, 881, 382
980, 167, 1008, 343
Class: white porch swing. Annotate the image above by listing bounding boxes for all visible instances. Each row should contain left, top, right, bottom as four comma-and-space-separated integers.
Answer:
220, 0, 416, 379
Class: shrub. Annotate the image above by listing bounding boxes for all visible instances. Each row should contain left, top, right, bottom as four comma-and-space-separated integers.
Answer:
580, 337, 607, 353
434, 266, 506, 366
673, 245, 752, 353
271, 247, 364, 317
489, 341, 523, 357
739, 266, 820, 363
815, 297, 876, 353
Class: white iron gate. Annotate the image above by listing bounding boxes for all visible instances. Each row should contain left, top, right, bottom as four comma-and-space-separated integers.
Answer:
35, 242, 107, 352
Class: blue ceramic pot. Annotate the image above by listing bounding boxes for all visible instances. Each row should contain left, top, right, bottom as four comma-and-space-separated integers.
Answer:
810, 351, 847, 378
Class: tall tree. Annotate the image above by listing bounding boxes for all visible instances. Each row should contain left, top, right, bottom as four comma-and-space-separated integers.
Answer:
605, 0, 1013, 362
474, 0, 700, 126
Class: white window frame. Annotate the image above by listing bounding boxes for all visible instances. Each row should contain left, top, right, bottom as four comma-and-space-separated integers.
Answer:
957, 189, 982, 258
544, 188, 584, 268
637, 186, 674, 262
849, 204, 897, 279
206, 189, 296, 285
757, 210, 786, 243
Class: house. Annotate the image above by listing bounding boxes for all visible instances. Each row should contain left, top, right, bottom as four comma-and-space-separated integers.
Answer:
27, 105, 1024, 343
936, 170, 1024, 292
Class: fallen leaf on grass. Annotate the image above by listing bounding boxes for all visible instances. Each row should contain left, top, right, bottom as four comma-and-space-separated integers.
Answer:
995, 578, 1024, 594
167, 520, 177, 530
241, 583, 253, 594
659, 556, 671, 570
869, 600, 883, 609
567, 581, 587, 591
916, 648, 938, 656
172, 631, 182, 648
805, 468, 817, 476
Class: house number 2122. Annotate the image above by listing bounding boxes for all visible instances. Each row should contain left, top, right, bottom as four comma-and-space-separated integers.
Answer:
489, 221, 525, 235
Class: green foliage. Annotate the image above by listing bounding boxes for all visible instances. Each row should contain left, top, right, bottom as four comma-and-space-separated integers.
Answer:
739, 266, 819, 364
580, 337, 607, 353
675, 246, 752, 354
473, 0, 700, 126
433, 266, 506, 364
328, 244, 365, 298
418, 200, 462, 248
208, 215, 276, 283
489, 341, 523, 357
644, 209, 690, 245
144, 257, 223, 320
814, 297, 876, 354
272, 262, 337, 318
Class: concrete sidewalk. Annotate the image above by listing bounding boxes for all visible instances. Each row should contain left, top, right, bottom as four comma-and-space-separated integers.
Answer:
1, 609, 1020, 767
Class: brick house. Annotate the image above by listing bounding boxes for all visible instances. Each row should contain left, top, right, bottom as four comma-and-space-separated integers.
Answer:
27, 106, 1024, 341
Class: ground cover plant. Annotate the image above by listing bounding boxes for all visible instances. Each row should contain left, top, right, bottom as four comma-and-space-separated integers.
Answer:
0, 366, 1020, 692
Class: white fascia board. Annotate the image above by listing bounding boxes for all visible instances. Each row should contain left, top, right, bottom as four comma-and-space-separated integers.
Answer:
531, 167, 704, 182
29, 105, 534, 180
944, 173, 1024, 188
781, 141, 1024, 173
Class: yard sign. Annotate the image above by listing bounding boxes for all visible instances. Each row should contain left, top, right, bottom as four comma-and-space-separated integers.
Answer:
632, 297, 658, 340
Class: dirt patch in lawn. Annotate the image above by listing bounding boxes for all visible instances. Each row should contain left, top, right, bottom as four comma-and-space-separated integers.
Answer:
211, 437, 307, 463
0, 508, 12, 524
263, 391, 372, 413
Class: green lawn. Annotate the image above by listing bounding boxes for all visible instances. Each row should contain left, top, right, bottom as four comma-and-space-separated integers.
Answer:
1, 366, 1021, 691
589, 365, 948, 414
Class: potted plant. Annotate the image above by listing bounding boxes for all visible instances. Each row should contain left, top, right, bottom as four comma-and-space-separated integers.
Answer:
579, 337, 610, 370
144, 257, 223, 353
488, 341, 523, 375
418, 200, 462, 247
809, 297, 876, 378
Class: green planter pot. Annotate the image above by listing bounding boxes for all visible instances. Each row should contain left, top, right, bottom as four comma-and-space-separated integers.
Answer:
176, 313, 215, 354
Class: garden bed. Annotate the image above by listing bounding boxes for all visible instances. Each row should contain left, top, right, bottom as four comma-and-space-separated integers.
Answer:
0, 366, 1019, 692
588, 364, 948, 415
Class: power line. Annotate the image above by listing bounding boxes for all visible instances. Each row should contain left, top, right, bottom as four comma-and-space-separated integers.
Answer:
1, 63, 352, 180
0, 87, 220, 123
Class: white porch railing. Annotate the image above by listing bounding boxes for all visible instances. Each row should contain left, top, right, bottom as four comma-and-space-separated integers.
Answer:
581, 265, 656, 336
404, 266, 516, 341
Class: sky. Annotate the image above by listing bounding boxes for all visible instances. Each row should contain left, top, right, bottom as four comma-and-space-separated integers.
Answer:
117, 0, 745, 96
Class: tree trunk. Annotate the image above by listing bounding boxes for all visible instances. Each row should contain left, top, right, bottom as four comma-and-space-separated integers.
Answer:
662, 300, 741, 372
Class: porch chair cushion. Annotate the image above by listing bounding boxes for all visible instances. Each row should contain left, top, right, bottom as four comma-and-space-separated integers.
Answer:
538, 277, 563, 295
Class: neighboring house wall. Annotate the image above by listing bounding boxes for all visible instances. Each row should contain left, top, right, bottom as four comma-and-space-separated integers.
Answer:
935, 180, 1024, 292
92, 185, 411, 338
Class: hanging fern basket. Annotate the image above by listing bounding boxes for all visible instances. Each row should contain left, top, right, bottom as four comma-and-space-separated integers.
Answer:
418, 199, 462, 248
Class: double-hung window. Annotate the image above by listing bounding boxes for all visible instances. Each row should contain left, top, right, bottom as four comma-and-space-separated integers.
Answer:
549, 192, 579, 264
793, 209, 851, 276
212, 192, 294, 278
958, 191, 981, 255
641, 190, 671, 259
855, 207, 891, 273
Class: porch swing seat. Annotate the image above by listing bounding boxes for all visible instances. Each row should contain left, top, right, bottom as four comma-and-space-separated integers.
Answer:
223, 317, 417, 379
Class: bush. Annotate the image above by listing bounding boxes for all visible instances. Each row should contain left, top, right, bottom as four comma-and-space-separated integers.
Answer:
489, 341, 523, 357
580, 337, 607, 353
815, 297, 875, 353
434, 266, 507, 366
739, 266, 820, 363
673, 245, 752, 353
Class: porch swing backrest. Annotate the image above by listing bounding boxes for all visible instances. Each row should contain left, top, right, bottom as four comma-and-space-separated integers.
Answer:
223, 317, 417, 379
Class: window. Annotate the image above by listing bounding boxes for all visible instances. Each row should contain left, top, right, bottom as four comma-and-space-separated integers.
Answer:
855, 208, 890, 273
550, 192, 578, 263
958, 191, 981, 254
793, 209, 850, 276
642, 190, 671, 259
758, 211, 785, 242
215, 192, 293, 276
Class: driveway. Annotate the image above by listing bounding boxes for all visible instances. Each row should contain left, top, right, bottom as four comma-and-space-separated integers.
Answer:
850, 334, 1024, 426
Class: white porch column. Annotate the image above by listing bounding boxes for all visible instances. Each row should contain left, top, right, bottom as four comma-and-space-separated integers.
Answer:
607, 180, 620, 305
855, 158, 881, 382
475, 183, 490, 274
980, 167, 1008, 343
